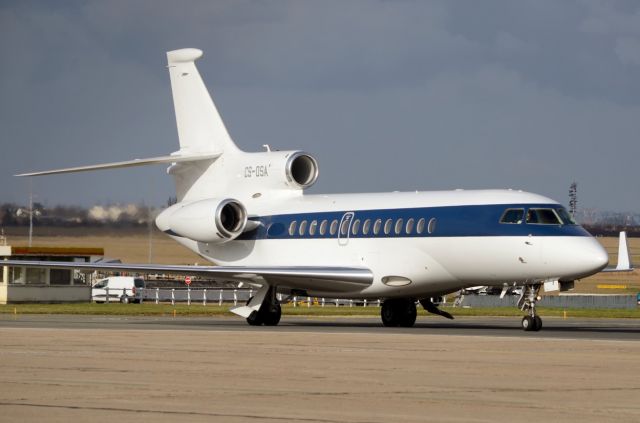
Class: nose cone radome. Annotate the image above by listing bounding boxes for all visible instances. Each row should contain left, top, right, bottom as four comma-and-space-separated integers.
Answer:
544, 236, 609, 279
588, 239, 610, 273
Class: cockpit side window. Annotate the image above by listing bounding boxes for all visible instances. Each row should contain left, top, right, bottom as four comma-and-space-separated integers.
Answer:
500, 208, 524, 224
526, 208, 562, 225
555, 207, 576, 225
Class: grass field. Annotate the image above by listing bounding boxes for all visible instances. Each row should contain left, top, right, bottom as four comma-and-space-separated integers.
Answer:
3, 226, 640, 294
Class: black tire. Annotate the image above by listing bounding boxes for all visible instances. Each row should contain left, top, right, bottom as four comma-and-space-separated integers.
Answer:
381, 301, 399, 327
522, 316, 534, 331
262, 303, 281, 326
398, 300, 417, 328
533, 316, 542, 331
246, 311, 263, 326
120, 296, 129, 304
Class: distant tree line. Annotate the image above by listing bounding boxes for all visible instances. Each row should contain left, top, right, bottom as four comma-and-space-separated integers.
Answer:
0, 202, 154, 228
1, 201, 639, 235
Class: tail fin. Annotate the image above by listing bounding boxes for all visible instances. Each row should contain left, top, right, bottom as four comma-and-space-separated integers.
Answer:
167, 48, 240, 155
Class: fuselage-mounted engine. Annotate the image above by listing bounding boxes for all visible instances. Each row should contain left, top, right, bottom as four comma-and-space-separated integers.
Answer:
156, 198, 247, 243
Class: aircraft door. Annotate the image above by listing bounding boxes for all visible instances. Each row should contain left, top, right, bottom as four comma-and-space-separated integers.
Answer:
338, 212, 354, 246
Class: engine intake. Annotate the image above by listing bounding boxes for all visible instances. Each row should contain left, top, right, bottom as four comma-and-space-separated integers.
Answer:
159, 198, 248, 243
285, 152, 319, 189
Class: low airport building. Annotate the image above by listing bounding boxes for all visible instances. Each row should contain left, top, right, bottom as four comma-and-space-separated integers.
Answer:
0, 245, 104, 304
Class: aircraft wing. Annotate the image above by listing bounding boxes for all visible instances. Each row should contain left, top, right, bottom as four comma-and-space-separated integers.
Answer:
1, 260, 373, 293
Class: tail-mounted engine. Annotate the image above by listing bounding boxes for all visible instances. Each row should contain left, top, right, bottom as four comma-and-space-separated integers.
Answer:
156, 198, 247, 243
285, 151, 319, 189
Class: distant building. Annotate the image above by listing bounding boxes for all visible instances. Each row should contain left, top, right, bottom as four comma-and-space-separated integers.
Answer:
1, 246, 104, 304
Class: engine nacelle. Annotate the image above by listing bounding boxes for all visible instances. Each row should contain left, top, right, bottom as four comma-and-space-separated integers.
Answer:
284, 151, 319, 189
158, 198, 247, 243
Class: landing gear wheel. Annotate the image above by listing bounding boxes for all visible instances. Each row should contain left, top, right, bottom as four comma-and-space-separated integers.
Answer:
381, 301, 399, 327
533, 316, 542, 331
522, 316, 534, 331
262, 303, 281, 326
246, 311, 263, 326
381, 299, 417, 328
120, 296, 129, 304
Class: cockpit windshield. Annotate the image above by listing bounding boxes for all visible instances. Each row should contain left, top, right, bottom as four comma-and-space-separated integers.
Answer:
555, 207, 577, 225
525, 208, 562, 225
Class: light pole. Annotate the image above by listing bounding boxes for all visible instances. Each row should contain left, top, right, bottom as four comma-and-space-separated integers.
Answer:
16, 181, 41, 247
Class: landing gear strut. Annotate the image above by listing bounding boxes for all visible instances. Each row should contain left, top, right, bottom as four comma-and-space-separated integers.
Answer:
245, 286, 281, 326
381, 299, 417, 327
518, 284, 542, 332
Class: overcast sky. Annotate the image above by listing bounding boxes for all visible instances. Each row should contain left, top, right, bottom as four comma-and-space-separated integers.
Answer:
1, 1, 639, 212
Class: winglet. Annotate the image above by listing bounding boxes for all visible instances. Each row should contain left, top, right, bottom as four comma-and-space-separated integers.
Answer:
615, 231, 632, 271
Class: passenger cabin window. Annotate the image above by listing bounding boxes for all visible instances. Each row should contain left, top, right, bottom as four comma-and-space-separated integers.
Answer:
384, 219, 393, 235
428, 218, 437, 234
406, 218, 415, 234
309, 220, 318, 235
352, 219, 361, 235
500, 209, 524, 224
363, 219, 372, 235
299, 220, 308, 236
330, 219, 339, 235
289, 221, 297, 236
394, 219, 403, 235
373, 219, 382, 235
340, 219, 349, 236
416, 218, 426, 234
320, 220, 328, 236
526, 208, 562, 225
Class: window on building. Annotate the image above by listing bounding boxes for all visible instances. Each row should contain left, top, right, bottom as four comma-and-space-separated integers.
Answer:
50, 269, 71, 285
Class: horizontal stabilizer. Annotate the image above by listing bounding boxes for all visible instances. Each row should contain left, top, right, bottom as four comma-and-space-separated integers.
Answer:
15, 153, 221, 177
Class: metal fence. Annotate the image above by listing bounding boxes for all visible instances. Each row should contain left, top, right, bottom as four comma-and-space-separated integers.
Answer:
135, 287, 382, 307
460, 294, 638, 309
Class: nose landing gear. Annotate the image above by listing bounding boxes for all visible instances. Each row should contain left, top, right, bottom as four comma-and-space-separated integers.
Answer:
518, 284, 542, 331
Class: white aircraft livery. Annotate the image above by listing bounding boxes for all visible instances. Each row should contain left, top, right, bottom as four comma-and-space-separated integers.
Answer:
8, 48, 609, 331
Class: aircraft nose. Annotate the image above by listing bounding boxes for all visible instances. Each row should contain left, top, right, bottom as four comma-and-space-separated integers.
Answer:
584, 238, 609, 274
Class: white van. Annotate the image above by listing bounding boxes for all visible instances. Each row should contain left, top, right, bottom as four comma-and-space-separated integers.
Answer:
92, 276, 145, 304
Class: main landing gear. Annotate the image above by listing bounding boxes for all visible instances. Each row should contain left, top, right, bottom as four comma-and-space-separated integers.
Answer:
380, 298, 454, 327
518, 284, 543, 332
381, 298, 417, 327
243, 286, 282, 326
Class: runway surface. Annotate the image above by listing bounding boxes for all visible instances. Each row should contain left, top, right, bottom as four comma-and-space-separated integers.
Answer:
1, 315, 639, 422
0, 314, 638, 341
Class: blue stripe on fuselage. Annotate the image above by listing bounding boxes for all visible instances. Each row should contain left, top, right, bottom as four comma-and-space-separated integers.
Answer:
236, 203, 591, 241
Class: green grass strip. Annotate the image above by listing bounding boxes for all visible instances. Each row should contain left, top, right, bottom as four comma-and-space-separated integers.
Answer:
0, 303, 638, 318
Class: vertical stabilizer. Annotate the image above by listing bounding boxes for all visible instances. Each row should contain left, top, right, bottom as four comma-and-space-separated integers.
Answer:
615, 231, 632, 271
167, 48, 240, 154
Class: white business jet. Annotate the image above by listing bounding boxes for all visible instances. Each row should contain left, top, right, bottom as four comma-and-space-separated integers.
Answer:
8, 48, 609, 331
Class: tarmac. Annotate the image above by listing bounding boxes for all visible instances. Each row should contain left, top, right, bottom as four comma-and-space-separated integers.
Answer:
0, 315, 639, 422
